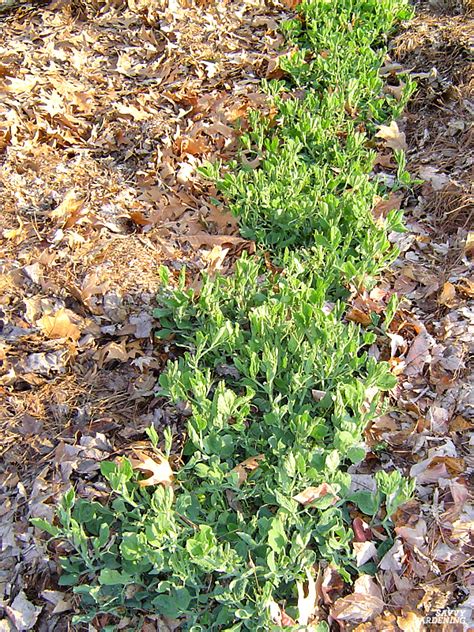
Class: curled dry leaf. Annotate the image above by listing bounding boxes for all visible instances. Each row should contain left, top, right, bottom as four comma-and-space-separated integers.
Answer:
297, 568, 317, 625
331, 575, 384, 624
232, 454, 265, 487
311, 389, 326, 401
346, 307, 372, 327
130, 450, 174, 488
376, 121, 407, 152
293, 482, 339, 506
50, 190, 87, 228
352, 517, 373, 542
353, 541, 378, 567
37, 309, 81, 341
5, 590, 42, 631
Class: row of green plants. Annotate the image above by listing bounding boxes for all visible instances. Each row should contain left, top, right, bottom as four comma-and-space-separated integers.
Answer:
34, 0, 416, 629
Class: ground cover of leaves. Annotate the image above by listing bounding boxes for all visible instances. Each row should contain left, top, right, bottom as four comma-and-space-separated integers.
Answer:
0, 0, 473, 630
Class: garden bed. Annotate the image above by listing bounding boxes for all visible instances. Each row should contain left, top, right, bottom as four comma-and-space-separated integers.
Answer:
0, 0, 472, 630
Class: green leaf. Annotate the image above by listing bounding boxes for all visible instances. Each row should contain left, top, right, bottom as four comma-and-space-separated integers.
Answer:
99, 569, 133, 586
351, 491, 380, 516
30, 518, 60, 537
267, 517, 287, 554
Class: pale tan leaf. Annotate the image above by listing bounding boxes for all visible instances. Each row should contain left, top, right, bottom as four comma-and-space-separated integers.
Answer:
37, 309, 80, 341
201, 245, 229, 275
50, 190, 87, 228
330, 575, 384, 624
3, 217, 24, 240
176, 162, 195, 184
397, 610, 424, 632
376, 121, 407, 152
115, 103, 150, 121
293, 483, 339, 506
353, 541, 377, 567
297, 568, 317, 625
130, 450, 174, 488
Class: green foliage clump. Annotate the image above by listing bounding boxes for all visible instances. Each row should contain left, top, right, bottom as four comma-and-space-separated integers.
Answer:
33, 0, 416, 629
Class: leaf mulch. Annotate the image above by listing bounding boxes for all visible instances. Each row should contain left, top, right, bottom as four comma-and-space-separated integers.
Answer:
0, 0, 472, 630
0, 0, 291, 628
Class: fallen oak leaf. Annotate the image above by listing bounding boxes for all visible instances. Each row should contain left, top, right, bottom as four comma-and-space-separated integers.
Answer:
5, 590, 42, 631
95, 340, 131, 367
404, 332, 432, 377
330, 575, 384, 624
50, 190, 87, 228
372, 191, 404, 220
175, 135, 211, 156
464, 231, 474, 257
201, 245, 229, 276
182, 233, 252, 249
346, 307, 372, 327
397, 610, 424, 632
129, 450, 174, 488
385, 81, 406, 101
449, 415, 473, 432
293, 482, 339, 506
3, 216, 24, 240
37, 309, 81, 341
231, 455, 265, 487
376, 121, 407, 152
226, 455, 264, 512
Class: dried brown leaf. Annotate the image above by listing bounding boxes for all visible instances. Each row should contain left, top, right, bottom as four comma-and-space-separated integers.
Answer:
404, 332, 432, 377
372, 192, 404, 220
331, 575, 384, 624
438, 282, 456, 306
449, 415, 473, 432
50, 190, 87, 228
346, 307, 372, 326
397, 610, 424, 632
5, 591, 42, 630
3, 217, 24, 240
183, 233, 250, 249
37, 309, 80, 341
232, 454, 264, 487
